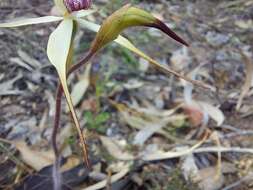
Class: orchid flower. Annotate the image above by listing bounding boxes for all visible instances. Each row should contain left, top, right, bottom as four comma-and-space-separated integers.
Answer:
0, 0, 207, 167
0, 0, 95, 166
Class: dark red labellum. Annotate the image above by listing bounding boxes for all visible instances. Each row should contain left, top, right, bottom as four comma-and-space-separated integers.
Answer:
64, 0, 92, 12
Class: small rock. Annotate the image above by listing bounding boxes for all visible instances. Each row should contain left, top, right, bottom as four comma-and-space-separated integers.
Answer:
205, 31, 230, 46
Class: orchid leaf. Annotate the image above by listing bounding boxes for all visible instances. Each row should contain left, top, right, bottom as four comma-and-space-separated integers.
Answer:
77, 19, 208, 88
47, 19, 89, 166
0, 16, 62, 28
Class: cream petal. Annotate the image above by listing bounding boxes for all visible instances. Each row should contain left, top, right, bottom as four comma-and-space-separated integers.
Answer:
0, 16, 62, 28
47, 19, 89, 166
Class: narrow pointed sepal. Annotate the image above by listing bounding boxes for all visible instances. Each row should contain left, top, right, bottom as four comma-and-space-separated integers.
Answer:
47, 19, 90, 167
89, 4, 189, 54
0, 16, 62, 28
148, 19, 189, 46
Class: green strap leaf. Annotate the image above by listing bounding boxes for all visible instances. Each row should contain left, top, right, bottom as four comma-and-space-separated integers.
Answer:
0, 16, 63, 28
77, 19, 208, 88
47, 19, 89, 166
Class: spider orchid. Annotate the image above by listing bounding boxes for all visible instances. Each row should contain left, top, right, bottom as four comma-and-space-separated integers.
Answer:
0, 0, 207, 167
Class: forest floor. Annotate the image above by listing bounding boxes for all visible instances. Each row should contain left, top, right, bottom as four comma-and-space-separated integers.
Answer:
0, 0, 253, 189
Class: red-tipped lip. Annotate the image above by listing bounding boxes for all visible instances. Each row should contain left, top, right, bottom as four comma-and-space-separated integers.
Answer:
64, 0, 92, 12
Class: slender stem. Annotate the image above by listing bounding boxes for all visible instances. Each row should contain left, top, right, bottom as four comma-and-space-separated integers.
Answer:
52, 51, 93, 165
67, 52, 93, 75
52, 85, 62, 158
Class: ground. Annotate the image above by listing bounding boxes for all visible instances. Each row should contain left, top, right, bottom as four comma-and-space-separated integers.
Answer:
0, 0, 253, 190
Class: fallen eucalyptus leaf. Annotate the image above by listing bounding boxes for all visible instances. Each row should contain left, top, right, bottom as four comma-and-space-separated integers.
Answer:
133, 114, 185, 145
191, 100, 225, 126
100, 136, 134, 160
71, 63, 92, 107
112, 101, 184, 143
83, 167, 130, 190
183, 65, 224, 126
14, 141, 55, 171
142, 137, 206, 161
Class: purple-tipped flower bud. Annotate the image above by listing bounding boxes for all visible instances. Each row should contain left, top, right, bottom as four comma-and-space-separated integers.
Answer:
64, 0, 92, 12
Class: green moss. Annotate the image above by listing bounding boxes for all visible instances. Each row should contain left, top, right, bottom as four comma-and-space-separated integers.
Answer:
84, 111, 110, 134
166, 169, 199, 190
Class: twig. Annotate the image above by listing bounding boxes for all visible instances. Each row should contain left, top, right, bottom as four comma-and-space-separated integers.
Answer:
144, 146, 253, 161
193, 147, 253, 154
222, 130, 253, 139
236, 50, 253, 110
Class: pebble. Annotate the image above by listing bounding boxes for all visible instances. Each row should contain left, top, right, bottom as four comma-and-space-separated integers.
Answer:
205, 31, 230, 46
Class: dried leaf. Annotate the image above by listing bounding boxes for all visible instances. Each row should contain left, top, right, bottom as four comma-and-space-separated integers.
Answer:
195, 101, 225, 126
235, 20, 253, 29
10, 57, 34, 71
14, 141, 54, 171
60, 156, 80, 172
17, 50, 41, 69
236, 51, 253, 110
83, 167, 129, 190
184, 96, 224, 126
196, 167, 224, 190
112, 102, 183, 143
100, 136, 134, 160
0, 73, 23, 96
143, 137, 206, 161
71, 63, 91, 107
133, 115, 185, 145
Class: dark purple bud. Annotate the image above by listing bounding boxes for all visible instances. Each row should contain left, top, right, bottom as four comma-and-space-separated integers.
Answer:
64, 0, 92, 12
